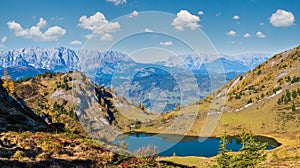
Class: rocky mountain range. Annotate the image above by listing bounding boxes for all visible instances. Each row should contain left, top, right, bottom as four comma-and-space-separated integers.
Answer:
0, 47, 270, 112
0, 47, 269, 78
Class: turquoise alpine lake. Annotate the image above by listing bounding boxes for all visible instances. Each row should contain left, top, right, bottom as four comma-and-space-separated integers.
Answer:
113, 132, 281, 157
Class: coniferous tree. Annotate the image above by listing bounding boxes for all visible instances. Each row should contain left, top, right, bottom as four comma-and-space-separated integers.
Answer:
287, 76, 291, 82
286, 90, 291, 102
277, 98, 282, 105
213, 131, 232, 168
261, 93, 265, 99
212, 130, 267, 168
292, 90, 297, 99
247, 98, 253, 104
236, 131, 267, 168
292, 102, 296, 112
235, 93, 241, 99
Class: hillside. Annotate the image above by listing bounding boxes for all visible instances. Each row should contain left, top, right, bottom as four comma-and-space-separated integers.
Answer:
0, 79, 47, 133
213, 45, 300, 135
13, 71, 152, 139
0, 70, 184, 167
134, 45, 300, 167
138, 45, 300, 134
0, 72, 122, 167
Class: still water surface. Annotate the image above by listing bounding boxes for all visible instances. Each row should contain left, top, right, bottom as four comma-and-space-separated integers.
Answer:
113, 132, 281, 157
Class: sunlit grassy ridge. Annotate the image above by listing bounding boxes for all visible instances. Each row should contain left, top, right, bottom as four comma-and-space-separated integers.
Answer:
137, 45, 300, 137
138, 46, 300, 167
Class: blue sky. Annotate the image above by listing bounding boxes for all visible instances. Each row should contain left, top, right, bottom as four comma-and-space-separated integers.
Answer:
0, 0, 299, 55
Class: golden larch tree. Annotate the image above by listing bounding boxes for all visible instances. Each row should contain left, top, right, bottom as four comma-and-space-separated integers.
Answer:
2, 69, 15, 95
2, 69, 9, 90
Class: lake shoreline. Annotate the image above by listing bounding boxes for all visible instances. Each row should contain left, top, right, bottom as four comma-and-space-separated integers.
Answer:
128, 129, 294, 151
123, 130, 282, 144
152, 131, 300, 167
116, 131, 281, 158
130, 129, 283, 142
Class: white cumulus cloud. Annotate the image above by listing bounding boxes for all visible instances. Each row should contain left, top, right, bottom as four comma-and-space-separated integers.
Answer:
243, 33, 251, 38
144, 28, 153, 32
256, 31, 266, 38
78, 12, 120, 41
233, 15, 240, 20
226, 30, 237, 36
106, 0, 126, 6
172, 10, 200, 31
198, 11, 204, 15
7, 18, 66, 42
160, 41, 173, 46
1, 36, 7, 43
128, 11, 139, 18
270, 9, 295, 27
36, 18, 47, 28
100, 33, 113, 41
70, 40, 82, 45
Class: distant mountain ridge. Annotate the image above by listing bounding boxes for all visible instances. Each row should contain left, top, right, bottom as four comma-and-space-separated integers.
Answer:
0, 47, 78, 71
0, 47, 270, 74
0, 47, 270, 112
159, 53, 270, 73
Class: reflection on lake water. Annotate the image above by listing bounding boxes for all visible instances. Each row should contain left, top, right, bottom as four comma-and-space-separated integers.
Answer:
113, 132, 281, 157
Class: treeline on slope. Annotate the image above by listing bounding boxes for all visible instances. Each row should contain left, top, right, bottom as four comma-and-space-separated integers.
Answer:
12, 70, 146, 135
227, 46, 300, 103
229, 74, 300, 104
94, 84, 119, 125
11, 71, 86, 135
277, 88, 300, 106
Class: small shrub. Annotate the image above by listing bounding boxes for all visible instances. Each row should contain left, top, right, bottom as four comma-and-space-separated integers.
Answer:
13, 151, 24, 159
134, 145, 158, 157
247, 98, 253, 104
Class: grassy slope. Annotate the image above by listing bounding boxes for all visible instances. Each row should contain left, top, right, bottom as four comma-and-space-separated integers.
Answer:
140, 46, 300, 167
138, 45, 300, 136
1, 72, 183, 167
